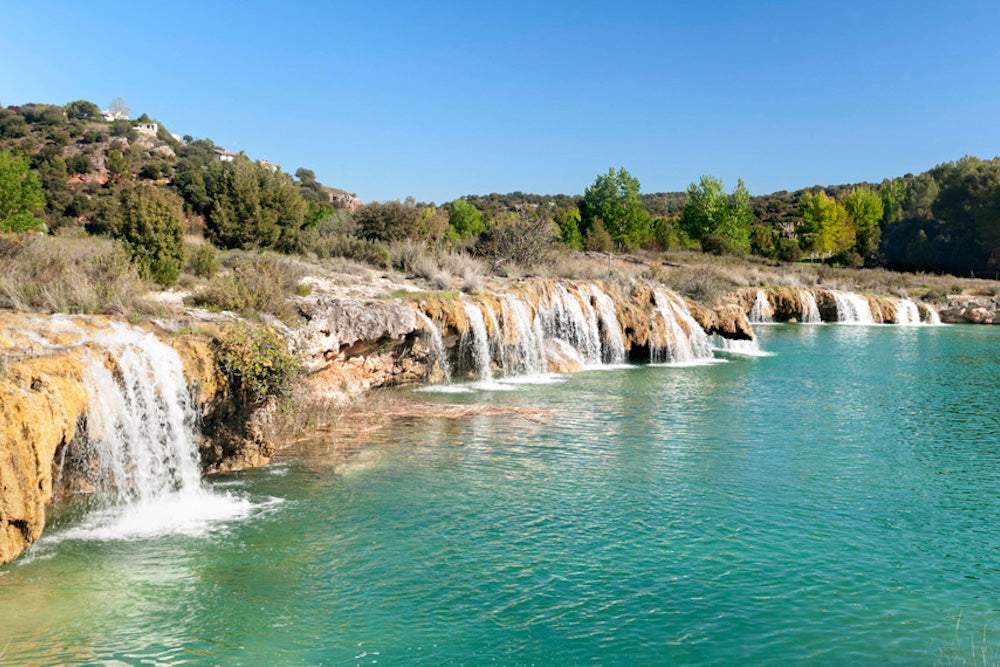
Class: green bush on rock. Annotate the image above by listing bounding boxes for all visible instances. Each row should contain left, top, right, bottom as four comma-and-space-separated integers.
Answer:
216, 323, 303, 413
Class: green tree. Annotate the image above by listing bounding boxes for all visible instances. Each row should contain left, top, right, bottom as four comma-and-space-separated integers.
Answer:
204, 158, 309, 251
106, 150, 130, 179
842, 186, 884, 263
553, 206, 583, 249
64, 100, 101, 119
354, 200, 424, 242
797, 190, 853, 258
0, 151, 45, 232
448, 199, 483, 238
879, 178, 905, 224
679, 175, 755, 252
582, 167, 651, 249
103, 183, 185, 285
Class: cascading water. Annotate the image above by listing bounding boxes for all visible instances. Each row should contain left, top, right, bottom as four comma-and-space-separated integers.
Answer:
540, 285, 602, 365
749, 290, 775, 323
895, 299, 921, 326
461, 301, 494, 382
584, 285, 627, 364
923, 304, 942, 325
800, 290, 822, 323
415, 311, 452, 381
58, 324, 253, 541
497, 294, 547, 376
831, 291, 875, 324
651, 289, 713, 364
711, 335, 773, 357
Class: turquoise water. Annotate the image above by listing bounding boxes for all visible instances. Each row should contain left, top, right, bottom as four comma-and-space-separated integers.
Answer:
3, 324, 1000, 665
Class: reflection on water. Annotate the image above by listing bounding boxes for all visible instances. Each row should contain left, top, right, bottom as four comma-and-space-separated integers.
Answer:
3, 324, 1000, 664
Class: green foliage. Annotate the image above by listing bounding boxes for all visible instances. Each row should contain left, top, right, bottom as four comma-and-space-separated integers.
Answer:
797, 190, 853, 258
216, 323, 302, 412
64, 100, 101, 119
67, 153, 91, 175
679, 175, 755, 252
584, 218, 614, 252
109, 119, 134, 139
102, 183, 185, 286
701, 233, 746, 257
191, 253, 306, 322
842, 186, 884, 263
0, 109, 28, 138
0, 151, 45, 232
106, 150, 130, 179
582, 167, 651, 249
879, 178, 905, 224
553, 206, 583, 249
320, 234, 391, 266
204, 159, 309, 251
777, 238, 802, 263
448, 199, 484, 238
189, 243, 220, 278
19, 104, 66, 125
749, 224, 779, 258
354, 200, 424, 242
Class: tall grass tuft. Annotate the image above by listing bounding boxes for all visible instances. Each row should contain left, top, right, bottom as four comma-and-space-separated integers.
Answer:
0, 234, 151, 314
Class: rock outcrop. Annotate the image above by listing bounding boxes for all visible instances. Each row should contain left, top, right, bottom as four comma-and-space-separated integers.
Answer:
936, 295, 1000, 324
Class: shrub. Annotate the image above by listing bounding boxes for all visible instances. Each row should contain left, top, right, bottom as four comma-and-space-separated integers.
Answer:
777, 238, 802, 263
475, 211, 557, 268
701, 233, 745, 257
320, 234, 391, 267
190, 252, 306, 322
188, 243, 220, 278
584, 219, 614, 252
216, 323, 302, 413
354, 200, 423, 242
102, 183, 185, 286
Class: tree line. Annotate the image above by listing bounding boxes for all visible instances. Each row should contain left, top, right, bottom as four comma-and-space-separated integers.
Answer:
2, 98, 1000, 282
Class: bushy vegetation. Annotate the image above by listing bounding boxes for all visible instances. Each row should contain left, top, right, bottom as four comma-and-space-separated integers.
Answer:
215, 323, 303, 412
190, 252, 307, 322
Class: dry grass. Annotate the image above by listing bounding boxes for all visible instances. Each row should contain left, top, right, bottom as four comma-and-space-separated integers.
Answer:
0, 234, 158, 315
189, 251, 308, 322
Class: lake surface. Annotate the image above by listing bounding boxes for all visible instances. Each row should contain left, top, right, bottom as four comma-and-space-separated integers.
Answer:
3, 324, 1000, 665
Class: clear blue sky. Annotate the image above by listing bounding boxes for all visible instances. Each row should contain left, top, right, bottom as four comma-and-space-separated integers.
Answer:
2, 0, 999, 203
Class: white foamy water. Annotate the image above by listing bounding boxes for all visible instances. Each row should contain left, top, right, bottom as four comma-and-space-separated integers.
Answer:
895, 299, 921, 325
749, 290, 775, 323
53, 323, 263, 542
462, 301, 494, 382
651, 289, 714, 364
800, 291, 822, 323
831, 291, 875, 324
712, 335, 775, 357
923, 304, 942, 325
415, 311, 452, 381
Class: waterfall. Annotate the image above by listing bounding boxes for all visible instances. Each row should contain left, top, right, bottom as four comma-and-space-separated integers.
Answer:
748, 290, 774, 323
922, 304, 942, 325
895, 299, 921, 325
831, 291, 875, 324
415, 311, 451, 381
498, 294, 547, 376
651, 289, 713, 364
58, 323, 253, 541
585, 285, 627, 364
800, 291, 822, 323
540, 284, 602, 365
461, 301, 494, 382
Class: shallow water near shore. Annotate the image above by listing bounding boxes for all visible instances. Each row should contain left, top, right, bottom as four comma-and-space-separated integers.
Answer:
3, 324, 1000, 664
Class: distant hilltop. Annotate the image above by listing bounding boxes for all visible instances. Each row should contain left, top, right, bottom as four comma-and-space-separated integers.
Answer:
0, 97, 360, 234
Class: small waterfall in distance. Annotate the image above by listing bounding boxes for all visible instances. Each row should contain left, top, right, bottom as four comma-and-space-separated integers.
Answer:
923, 305, 942, 325
59, 324, 253, 542
895, 299, 921, 325
831, 291, 875, 324
748, 290, 775, 323
651, 289, 713, 364
461, 300, 495, 383
800, 291, 822, 323
584, 285, 627, 364
415, 311, 452, 381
